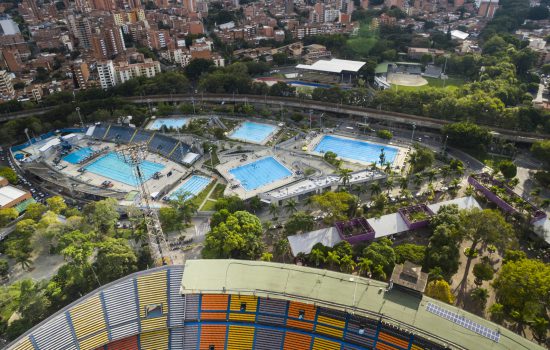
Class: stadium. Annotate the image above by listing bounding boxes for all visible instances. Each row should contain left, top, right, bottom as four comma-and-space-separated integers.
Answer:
11, 122, 205, 203
5, 260, 543, 350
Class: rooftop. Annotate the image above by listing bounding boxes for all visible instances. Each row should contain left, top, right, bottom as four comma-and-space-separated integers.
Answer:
0, 185, 28, 207
180, 259, 544, 350
391, 261, 429, 293
296, 58, 366, 73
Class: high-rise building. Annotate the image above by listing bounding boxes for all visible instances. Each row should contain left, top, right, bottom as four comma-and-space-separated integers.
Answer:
96, 60, 116, 89
478, 0, 498, 18
68, 15, 93, 48
91, 25, 126, 59
0, 70, 15, 99
71, 61, 90, 89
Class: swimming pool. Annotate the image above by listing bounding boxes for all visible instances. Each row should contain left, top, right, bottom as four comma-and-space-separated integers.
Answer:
170, 175, 211, 200
84, 152, 165, 186
63, 147, 94, 164
229, 121, 276, 144
229, 156, 292, 191
148, 118, 188, 130
314, 135, 398, 164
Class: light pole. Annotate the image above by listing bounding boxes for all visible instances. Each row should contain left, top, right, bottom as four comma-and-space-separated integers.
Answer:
147, 98, 152, 116
411, 123, 416, 144
24, 128, 37, 156
75, 107, 83, 128
209, 147, 214, 169
309, 109, 313, 130
192, 97, 196, 114
442, 134, 448, 154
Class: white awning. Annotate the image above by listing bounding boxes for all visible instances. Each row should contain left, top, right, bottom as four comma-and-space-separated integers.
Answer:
288, 227, 341, 256
297, 58, 366, 73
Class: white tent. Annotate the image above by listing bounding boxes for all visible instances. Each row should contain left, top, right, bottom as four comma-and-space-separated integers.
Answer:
288, 227, 341, 256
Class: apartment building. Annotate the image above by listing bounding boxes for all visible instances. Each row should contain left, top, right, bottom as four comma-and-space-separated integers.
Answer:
97, 58, 160, 89
0, 70, 15, 99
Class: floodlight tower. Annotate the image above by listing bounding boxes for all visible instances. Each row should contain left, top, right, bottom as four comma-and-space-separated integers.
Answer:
117, 143, 172, 266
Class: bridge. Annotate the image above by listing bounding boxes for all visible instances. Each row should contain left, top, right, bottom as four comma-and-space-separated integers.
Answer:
1, 94, 547, 143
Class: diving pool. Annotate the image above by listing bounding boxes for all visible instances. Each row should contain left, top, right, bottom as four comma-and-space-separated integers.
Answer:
229, 121, 276, 144
229, 156, 292, 191
170, 175, 211, 200
63, 147, 94, 164
314, 135, 398, 164
148, 118, 188, 130
84, 152, 165, 186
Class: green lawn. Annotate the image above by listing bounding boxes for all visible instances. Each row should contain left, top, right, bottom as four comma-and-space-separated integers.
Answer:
199, 184, 226, 211
190, 180, 216, 208
200, 200, 217, 211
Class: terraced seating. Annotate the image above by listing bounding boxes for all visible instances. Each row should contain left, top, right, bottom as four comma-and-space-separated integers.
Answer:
315, 307, 346, 338
286, 301, 316, 331
199, 324, 226, 350
148, 134, 177, 158
183, 294, 200, 321
137, 270, 168, 332
104, 125, 135, 144
257, 297, 287, 326
92, 125, 108, 140
140, 329, 169, 350
182, 324, 199, 350
200, 294, 229, 320
131, 130, 154, 144
283, 331, 312, 350
168, 142, 191, 164
344, 314, 377, 348
312, 337, 341, 350
254, 327, 284, 350
228, 295, 257, 322
101, 278, 139, 341
168, 267, 185, 327
226, 325, 254, 350
103, 335, 138, 350
31, 312, 77, 350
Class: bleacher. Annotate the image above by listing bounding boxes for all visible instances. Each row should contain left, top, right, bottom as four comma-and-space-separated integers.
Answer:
92, 125, 108, 140
104, 125, 136, 144
148, 134, 178, 158
424, 65, 442, 78
6, 266, 471, 350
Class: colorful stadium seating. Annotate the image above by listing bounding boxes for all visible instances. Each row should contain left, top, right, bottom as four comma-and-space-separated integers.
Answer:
7, 266, 453, 350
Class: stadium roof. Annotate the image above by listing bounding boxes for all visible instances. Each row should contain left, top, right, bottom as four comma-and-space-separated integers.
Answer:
296, 58, 366, 73
181, 260, 544, 350
0, 186, 28, 207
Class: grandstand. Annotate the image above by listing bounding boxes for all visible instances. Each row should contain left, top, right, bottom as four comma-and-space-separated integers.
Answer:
88, 123, 199, 166
423, 65, 443, 79
6, 260, 544, 350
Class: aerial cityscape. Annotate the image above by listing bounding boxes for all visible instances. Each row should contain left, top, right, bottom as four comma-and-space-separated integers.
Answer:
0, 0, 549, 348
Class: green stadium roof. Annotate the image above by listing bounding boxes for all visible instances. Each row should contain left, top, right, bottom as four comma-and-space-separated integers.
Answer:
181, 260, 544, 350
14, 198, 35, 214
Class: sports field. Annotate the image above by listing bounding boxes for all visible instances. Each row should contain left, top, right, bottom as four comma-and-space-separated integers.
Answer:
390, 76, 467, 91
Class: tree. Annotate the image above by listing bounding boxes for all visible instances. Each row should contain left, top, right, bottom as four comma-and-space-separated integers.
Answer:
369, 182, 382, 196
376, 129, 393, 139
168, 194, 198, 224
0, 166, 17, 184
362, 237, 395, 279
284, 211, 314, 236
46, 196, 67, 214
203, 210, 264, 259
459, 208, 514, 254
492, 258, 550, 329
357, 257, 372, 276
269, 82, 296, 97
339, 254, 356, 273
268, 203, 280, 219
470, 287, 489, 308
308, 248, 325, 267
93, 238, 138, 284
409, 145, 434, 173
274, 238, 290, 262
83, 198, 120, 235
531, 140, 550, 168
498, 160, 517, 179
443, 122, 491, 150
338, 168, 353, 187
260, 252, 273, 262
473, 262, 494, 285
326, 250, 340, 269
184, 58, 214, 80
384, 178, 394, 194
0, 259, 9, 277
424, 225, 460, 279
24, 202, 47, 221
394, 244, 426, 265
425, 280, 455, 304
311, 191, 357, 224
0, 208, 18, 227
159, 207, 181, 231
214, 195, 245, 213
283, 199, 298, 215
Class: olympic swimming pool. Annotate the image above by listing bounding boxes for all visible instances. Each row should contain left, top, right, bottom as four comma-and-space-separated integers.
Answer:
229, 157, 292, 191
228, 121, 277, 144
84, 152, 165, 186
63, 147, 94, 164
314, 135, 398, 164
170, 175, 212, 200
148, 118, 188, 130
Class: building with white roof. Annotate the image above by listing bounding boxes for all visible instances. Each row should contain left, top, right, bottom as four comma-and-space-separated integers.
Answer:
0, 185, 31, 209
296, 58, 367, 83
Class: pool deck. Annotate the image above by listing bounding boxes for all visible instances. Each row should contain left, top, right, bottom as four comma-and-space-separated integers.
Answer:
216, 150, 299, 200
50, 140, 188, 195
227, 121, 280, 146
307, 133, 408, 169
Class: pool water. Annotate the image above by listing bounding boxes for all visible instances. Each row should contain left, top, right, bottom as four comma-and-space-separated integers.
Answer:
84, 152, 165, 186
63, 147, 94, 164
148, 118, 188, 130
229, 157, 292, 191
314, 135, 398, 164
229, 121, 276, 144
170, 175, 211, 200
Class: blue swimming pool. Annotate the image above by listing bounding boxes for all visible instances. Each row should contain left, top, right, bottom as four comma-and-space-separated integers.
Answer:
149, 118, 188, 130
229, 121, 276, 144
170, 175, 211, 200
63, 147, 94, 164
84, 152, 165, 186
314, 135, 398, 164
229, 156, 292, 191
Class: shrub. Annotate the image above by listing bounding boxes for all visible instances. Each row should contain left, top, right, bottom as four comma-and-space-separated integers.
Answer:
376, 129, 393, 139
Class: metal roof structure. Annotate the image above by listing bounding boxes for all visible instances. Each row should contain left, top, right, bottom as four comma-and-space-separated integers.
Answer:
0, 185, 28, 207
296, 58, 366, 73
180, 260, 544, 350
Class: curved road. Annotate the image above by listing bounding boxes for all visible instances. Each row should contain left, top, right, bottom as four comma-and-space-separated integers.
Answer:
1, 94, 547, 143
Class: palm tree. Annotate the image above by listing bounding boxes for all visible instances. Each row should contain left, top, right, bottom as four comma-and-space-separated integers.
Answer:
369, 182, 381, 196
440, 165, 451, 179
275, 238, 290, 263
471, 287, 489, 308
339, 255, 356, 273
413, 173, 423, 188
465, 185, 475, 196
326, 251, 340, 269
357, 257, 372, 277
426, 170, 437, 184
338, 168, 353, 187
370, 162, 377, 171
384, 162, 392, 174
283, 199, 298, 215
15, 254, 32, 271
399, 176, 409, 190
384, 178, 394, 194
450, 178, 461, 189
351, 184, 366, 197
308, 248, 325, 267
269, 203, 280, 219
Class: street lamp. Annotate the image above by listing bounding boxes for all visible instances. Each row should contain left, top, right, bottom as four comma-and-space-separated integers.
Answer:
411, 123, 416, 144
309, 109, 313, 130
75, 107, 83, 128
